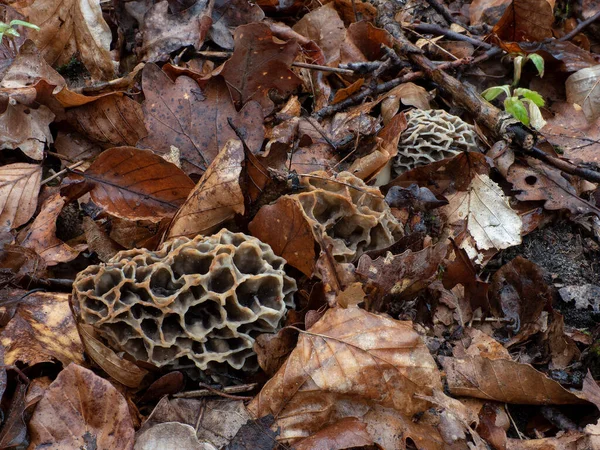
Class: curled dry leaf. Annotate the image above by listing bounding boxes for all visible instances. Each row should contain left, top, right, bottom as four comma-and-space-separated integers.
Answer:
0, 163, 41, 229
0, 291, 84, 367
139, 64, 264, 175
492, 0, 554, 42
165, 139, 244, 240
0, 103, 54, 160
28, 363, 135, 449
441, 355, 589, 405
18, 0, 116, 80
80, 146, 195, 222
21, 192, 86, 265
65, 95, 147, 147
248, 307, 444, 446
140, 0, 212, 62
221, 23, 303, 115
566, 64, 600, 122
248, 196, 316, 277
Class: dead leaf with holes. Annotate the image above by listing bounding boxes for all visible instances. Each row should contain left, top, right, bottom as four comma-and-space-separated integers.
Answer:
248, 307, 451, 449
65, 95, 147, 148
28, 363, 135, 449
16, 0, 116, 80
139, 64, 264, 175
221, 23, 303, 115
21, 192, 86, 265
0, 291, 84, 367
140, 0, 213, 62
0, 163, 41, 230
166, 139, 245, 240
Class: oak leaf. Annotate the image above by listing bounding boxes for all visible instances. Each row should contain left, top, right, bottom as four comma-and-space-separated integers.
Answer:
0, 163, 41, 229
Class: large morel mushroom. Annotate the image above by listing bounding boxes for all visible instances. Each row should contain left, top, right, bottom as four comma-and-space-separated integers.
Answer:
71, 229, 296, 377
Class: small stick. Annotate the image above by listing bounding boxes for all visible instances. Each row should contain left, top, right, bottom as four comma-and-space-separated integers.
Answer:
41, 160, 85, 185
423, 0, 474, 33
173, 383, 257, 399
525, 146, 600, 184
559, 10, 600, 42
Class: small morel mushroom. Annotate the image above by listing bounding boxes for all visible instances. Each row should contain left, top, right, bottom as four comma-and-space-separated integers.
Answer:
295, 171, 404, 262
393, 109, 480, 175
71, 229, 296, 378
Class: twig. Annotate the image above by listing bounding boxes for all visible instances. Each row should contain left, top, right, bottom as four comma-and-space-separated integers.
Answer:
173, 383, 257, 399
506, 404, 525, 440
293, 61, 355, 75
525, 146, 600, 184
41, 160, 85, 185
559, 10, 600, 42
422, 0, 474, 33
405, 23, 493, 50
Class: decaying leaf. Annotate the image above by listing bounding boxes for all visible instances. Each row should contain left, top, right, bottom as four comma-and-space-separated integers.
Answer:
29, 363, 135, 449
0, 163, 41, 230
249, 307, 445, 446
294, 417, 374, 450
135, 422, 217, 450
19, 0, 117, 79
166, 139, 244, 240
209, 0, 265, 49
0, 103, 54, 160
293, 4, 346, 64
492, 0, 554, 42
566, 64, 600, 122
139, 64, 264, 175
21, 192, 86, 265
221, 23, 303, 114
79, 146, 195, 222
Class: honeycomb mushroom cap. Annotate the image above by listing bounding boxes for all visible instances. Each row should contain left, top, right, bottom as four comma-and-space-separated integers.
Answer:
295, 171, 404, 263
71, 229, 296, 376
393, 109, 480, 175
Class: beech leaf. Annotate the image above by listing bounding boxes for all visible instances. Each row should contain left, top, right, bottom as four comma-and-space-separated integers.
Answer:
0, 163, 41, 229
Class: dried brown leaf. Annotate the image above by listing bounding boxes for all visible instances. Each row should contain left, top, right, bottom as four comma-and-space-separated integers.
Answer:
139, 64, 264, 175
53, 131, 102, 170
293, 4, 346, 64
21, 192, 86, 265
492, 0, 554, 42
248, 196, 316, 277
566, 64, 600, 122
29, 363, 135, 449
248, 307, 444, 445
140, 0, 212, 62
19, 0, 116, 79
66, 95, 147, 147
82, 217, 124, 262
294, 417, 374, 450
0, 103, 54, 160
209, 0, 265, 49
81, 146, 195, 222
0, 291, 84, 367
135, 423, 217, 450
166, 139, 244, 239
0, 163, 41, 229
221, 23, 302, 115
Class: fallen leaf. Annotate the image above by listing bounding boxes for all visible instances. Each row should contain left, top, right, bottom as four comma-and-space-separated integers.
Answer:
248, 196, 316, 277
470, 0, 510, 26
165, 139, 244, 239
28, 363, 135, 449
441, 355, 588, 404
340, 20, 393, 63
0, 381, 28, 449
66, 95, 147, 147
19, 0, 116, 79
294, 417, 374, 450
139, 64, 264, 175
134, 422, 217, 450
140, 0, 212, 62
21, 192, 86, 265
254, 327, 298, 376
221, 23, 303, 115
0, 163, 41, 229
0, 103, 54, 160
139, 372, 184, 403
293, 4, 346, 64
492, 0, 554, 42
566, 64, 600, 122
53, 131, 102, 170
209, 0, 265, 49
82, 216, 124, 262
385, 184, 448, 211
79, 146, 195, 222
0, 290, 84, 367
507, 157, 600, 217
249, 307, 444, 445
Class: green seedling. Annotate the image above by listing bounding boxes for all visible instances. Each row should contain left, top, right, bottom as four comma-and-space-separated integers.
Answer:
0, 19, 40, 42
481, 85, 546, 130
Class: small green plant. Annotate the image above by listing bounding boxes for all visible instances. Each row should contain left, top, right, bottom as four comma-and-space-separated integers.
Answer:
0, 19, 40, 42
481, 85, 546, 130
508, 52, 544, 86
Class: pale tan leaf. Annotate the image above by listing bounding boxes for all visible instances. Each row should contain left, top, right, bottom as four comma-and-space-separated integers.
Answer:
248, 307, 444, 446
134, 423, 217, 450
292, 4, 345, 64
0, 291, 84, 367
20, 0, 116, 80
166, 139, 244, 240
0, 163, 41, 229
28, 363, 135, 449
566, 64, 600, 122
0, 103, 54, 159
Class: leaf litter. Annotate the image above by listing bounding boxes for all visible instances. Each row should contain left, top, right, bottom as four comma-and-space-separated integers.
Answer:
1, 0, 600, 448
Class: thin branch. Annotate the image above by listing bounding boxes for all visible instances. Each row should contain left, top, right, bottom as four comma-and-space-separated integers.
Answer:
41, 160, 85, 185
559, 10, 600, 42
405, 23, 493, 50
